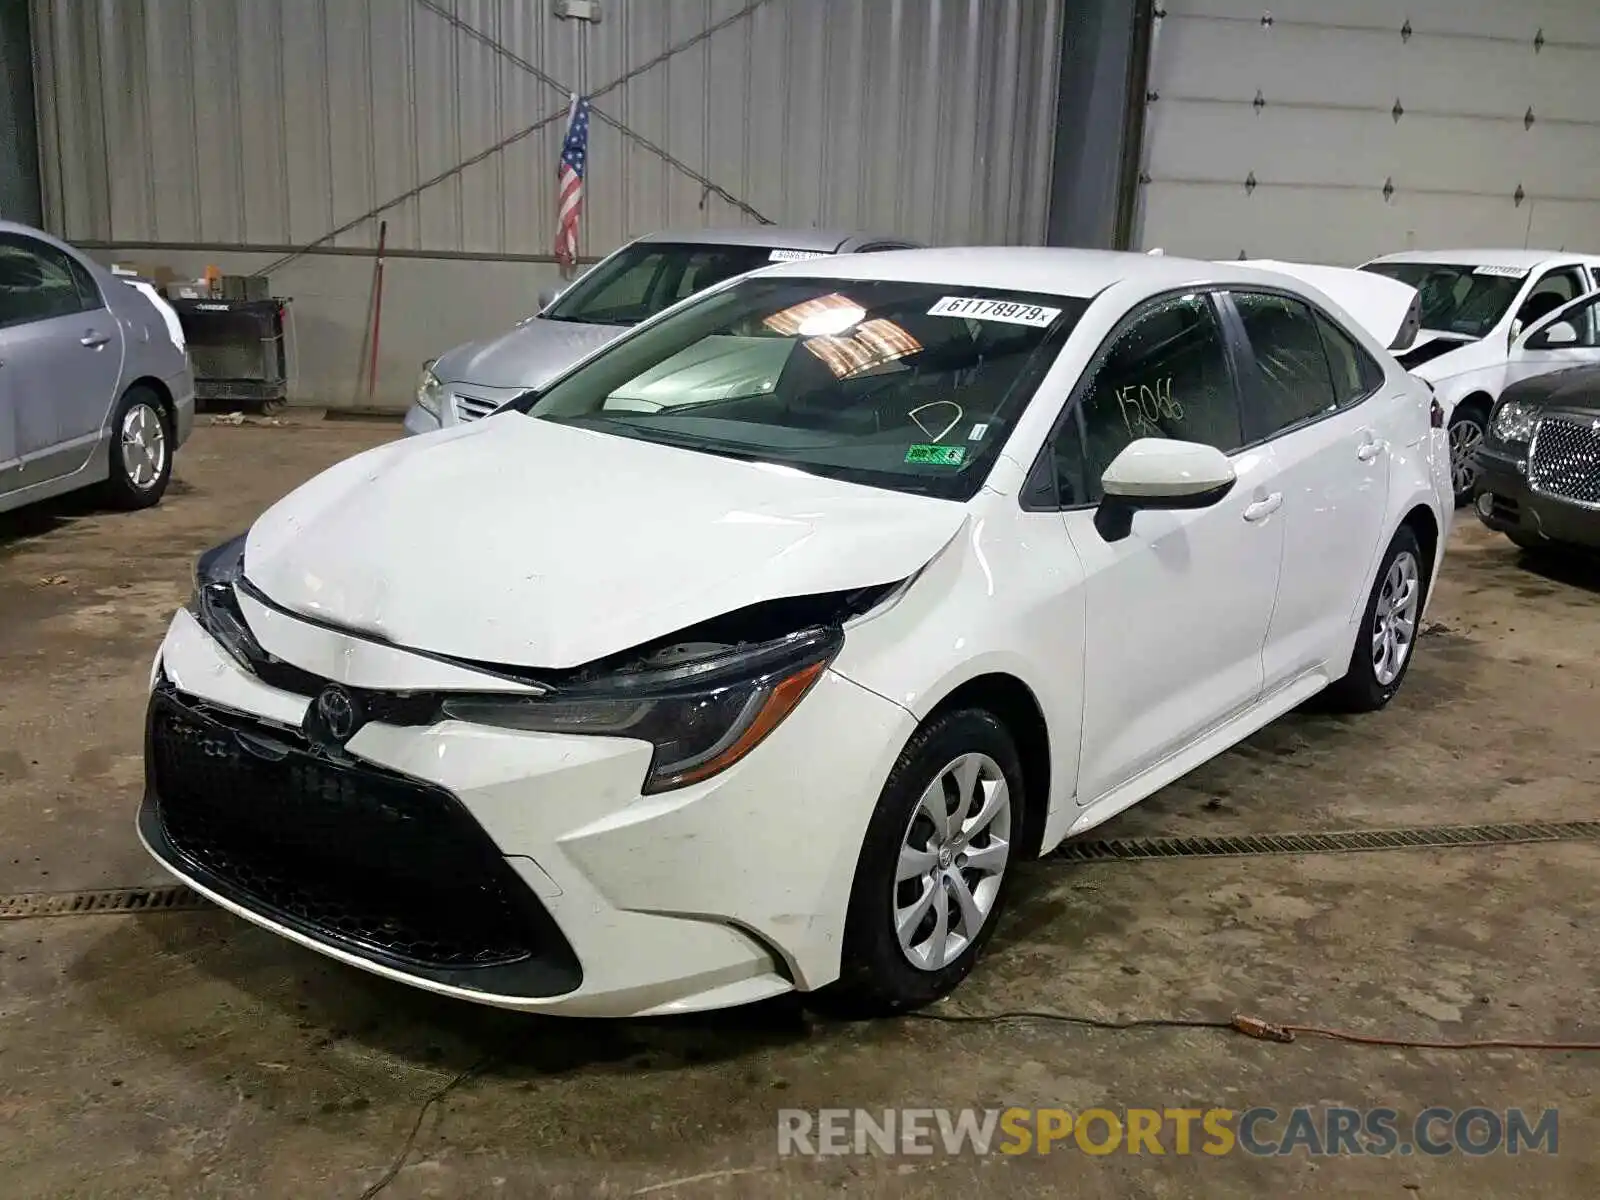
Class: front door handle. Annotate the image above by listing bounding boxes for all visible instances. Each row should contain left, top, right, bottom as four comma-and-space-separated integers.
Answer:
1356, 436, 1386, 462
80, 332, 111, 348
1243, 493, 1283, 522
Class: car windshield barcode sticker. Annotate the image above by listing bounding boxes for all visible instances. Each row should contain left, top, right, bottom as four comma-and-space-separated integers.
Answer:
769, 249, 830, 262
1472, 265, 1529, 278
927, 296, 1060, 327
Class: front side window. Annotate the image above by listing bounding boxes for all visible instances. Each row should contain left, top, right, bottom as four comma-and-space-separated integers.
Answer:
1231, 291, 1339, 437
1051, 292, 1242, 506
1526, 294, 1600, 349
0, 235, 93, 329
1360, 261, 1523, 339
1517, 267, 1587, 328
523, 278, 1086, 501
543, 242, 802, 327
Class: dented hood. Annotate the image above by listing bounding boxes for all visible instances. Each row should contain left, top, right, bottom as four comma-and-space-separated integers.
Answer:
242, 417, 968, 670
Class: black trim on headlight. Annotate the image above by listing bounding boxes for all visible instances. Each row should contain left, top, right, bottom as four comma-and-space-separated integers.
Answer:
185, 534, 261, 672
440, 626, 842, 793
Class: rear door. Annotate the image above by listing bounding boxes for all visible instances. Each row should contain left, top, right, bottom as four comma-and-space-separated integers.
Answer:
1504, 292, 1600, 390
1222, 289, 1394, 691
0, 233, 124, 486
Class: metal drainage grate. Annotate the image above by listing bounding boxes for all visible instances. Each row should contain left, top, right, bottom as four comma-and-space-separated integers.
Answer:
0, 884, 210, 920
1057, 821, 1600, 863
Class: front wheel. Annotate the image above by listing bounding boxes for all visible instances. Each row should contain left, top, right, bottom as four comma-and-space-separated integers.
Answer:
823, 709, 1025, 1016
1325, 526, 1426, 713
1447, 407, 1487, 507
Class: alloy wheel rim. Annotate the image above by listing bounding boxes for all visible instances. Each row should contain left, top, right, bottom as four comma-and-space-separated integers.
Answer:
121, 403, 167, 490
1449, 418, 1483, 495
894, 752, 1012, 972
1372, 550, 1421, 686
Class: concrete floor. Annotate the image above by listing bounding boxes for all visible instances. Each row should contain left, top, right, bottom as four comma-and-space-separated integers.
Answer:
2, 420, 1598, 1198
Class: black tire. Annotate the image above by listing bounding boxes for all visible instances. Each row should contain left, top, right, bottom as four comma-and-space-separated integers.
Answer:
1447, 403, 1489, 508
820, 708, 1026, 1017
100, 385, 173, 511
1325, 526, 1427, 713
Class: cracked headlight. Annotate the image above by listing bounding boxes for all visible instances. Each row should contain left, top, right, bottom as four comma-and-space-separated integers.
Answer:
1492, 399, 1540, 444
415, 361, 447, 418
441, 627, 840, 793
184, 534, 261, 672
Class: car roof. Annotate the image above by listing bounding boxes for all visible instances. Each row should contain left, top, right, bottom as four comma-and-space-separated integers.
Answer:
753, 245, 1355, 301
1362, 247, 1598, 270
632, 227, 916, 253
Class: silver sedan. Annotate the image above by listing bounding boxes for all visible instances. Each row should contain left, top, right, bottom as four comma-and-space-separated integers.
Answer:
404, 227, 920, 436
0, 220, 196, 515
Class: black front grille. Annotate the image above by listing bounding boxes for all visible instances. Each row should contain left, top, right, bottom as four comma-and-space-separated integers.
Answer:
143, 686, 580, 995
1529, 415, 1600, 508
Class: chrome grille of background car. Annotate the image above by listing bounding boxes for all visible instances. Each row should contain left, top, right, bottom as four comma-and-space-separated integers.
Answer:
452, 389, 501, 422
1528, 414, 1600, 509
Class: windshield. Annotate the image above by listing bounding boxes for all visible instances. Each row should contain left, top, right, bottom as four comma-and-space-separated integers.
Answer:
542, 242, 818, 327
1360, 262, 1525, 339
518, 277, 1086, 501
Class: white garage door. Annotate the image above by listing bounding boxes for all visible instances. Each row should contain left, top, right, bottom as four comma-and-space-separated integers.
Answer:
1136, 0, 1600, 264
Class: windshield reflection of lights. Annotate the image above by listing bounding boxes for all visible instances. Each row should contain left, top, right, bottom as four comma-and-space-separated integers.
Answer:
798, 305, 866, 337
763, 292, 861, 336
804, 318, 923, 379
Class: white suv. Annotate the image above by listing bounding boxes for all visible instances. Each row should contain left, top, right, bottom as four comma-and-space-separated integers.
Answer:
1361, 249, 1600, 503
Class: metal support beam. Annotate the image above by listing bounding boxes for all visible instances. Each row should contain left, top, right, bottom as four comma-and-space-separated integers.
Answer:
0, 0, 40, 225
1045, 0, 1151, 250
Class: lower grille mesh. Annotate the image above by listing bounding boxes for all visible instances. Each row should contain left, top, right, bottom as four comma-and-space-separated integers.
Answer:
147, 689, 571, 976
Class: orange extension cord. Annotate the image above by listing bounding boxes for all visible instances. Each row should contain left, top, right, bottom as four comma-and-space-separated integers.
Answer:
907, 1010, 1600, 1052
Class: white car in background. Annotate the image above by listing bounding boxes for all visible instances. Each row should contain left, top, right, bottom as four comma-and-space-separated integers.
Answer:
1361, 249, 1600, 503
142, 248, 1452, 1018
404, 227, 920, 435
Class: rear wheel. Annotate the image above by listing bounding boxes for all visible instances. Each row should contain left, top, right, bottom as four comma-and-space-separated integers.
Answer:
100, 385, 173, 511
1447, 402, 1489, 507
822, 709, 1025, 1016
1326, 526, 1425, 713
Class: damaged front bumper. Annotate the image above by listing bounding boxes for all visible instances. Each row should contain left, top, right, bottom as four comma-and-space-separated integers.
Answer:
139, 604, 916, 1017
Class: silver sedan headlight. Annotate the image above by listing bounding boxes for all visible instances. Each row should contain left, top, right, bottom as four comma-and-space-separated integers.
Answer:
1492, 399, 1540, 444
414, 361, 448, 418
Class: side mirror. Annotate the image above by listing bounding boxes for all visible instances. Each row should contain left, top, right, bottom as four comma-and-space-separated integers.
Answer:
1094, 438, 1238, 542
1536, 320, 1579, 348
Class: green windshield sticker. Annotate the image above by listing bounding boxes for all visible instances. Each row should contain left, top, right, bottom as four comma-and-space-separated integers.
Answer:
905, 443, 967, 466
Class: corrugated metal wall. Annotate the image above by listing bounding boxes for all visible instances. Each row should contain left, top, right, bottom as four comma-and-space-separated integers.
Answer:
32, 0, 1064, 256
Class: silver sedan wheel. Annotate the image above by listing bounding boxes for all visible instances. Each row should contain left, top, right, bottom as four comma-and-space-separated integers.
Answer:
121, 402, 167, 490
894, 752, 1011, 972
1372, 550, 1421, 686
1449, 416, 1483, 496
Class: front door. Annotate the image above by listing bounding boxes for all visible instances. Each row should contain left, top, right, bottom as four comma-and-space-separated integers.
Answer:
1224, 290, 1394, 689
1504, 292, 1600, 392
0, 233, 124, 487
1049, 291, 1285, 805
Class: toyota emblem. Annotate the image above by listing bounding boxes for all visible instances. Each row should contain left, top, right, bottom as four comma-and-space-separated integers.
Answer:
315, 685, 361, 743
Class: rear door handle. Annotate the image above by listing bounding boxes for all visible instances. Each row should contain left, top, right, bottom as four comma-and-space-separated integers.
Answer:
1243, 493, 1283, 522
80, 332, 111, 348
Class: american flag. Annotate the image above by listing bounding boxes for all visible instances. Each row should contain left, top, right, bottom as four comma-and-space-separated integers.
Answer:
554, 94, 591, 271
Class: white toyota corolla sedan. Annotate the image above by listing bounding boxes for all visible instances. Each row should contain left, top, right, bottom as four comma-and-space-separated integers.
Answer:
140, 248, 1454, 1018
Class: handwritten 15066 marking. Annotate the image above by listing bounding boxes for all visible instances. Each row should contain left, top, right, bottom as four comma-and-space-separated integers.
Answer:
1116, 377, 1182, 437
